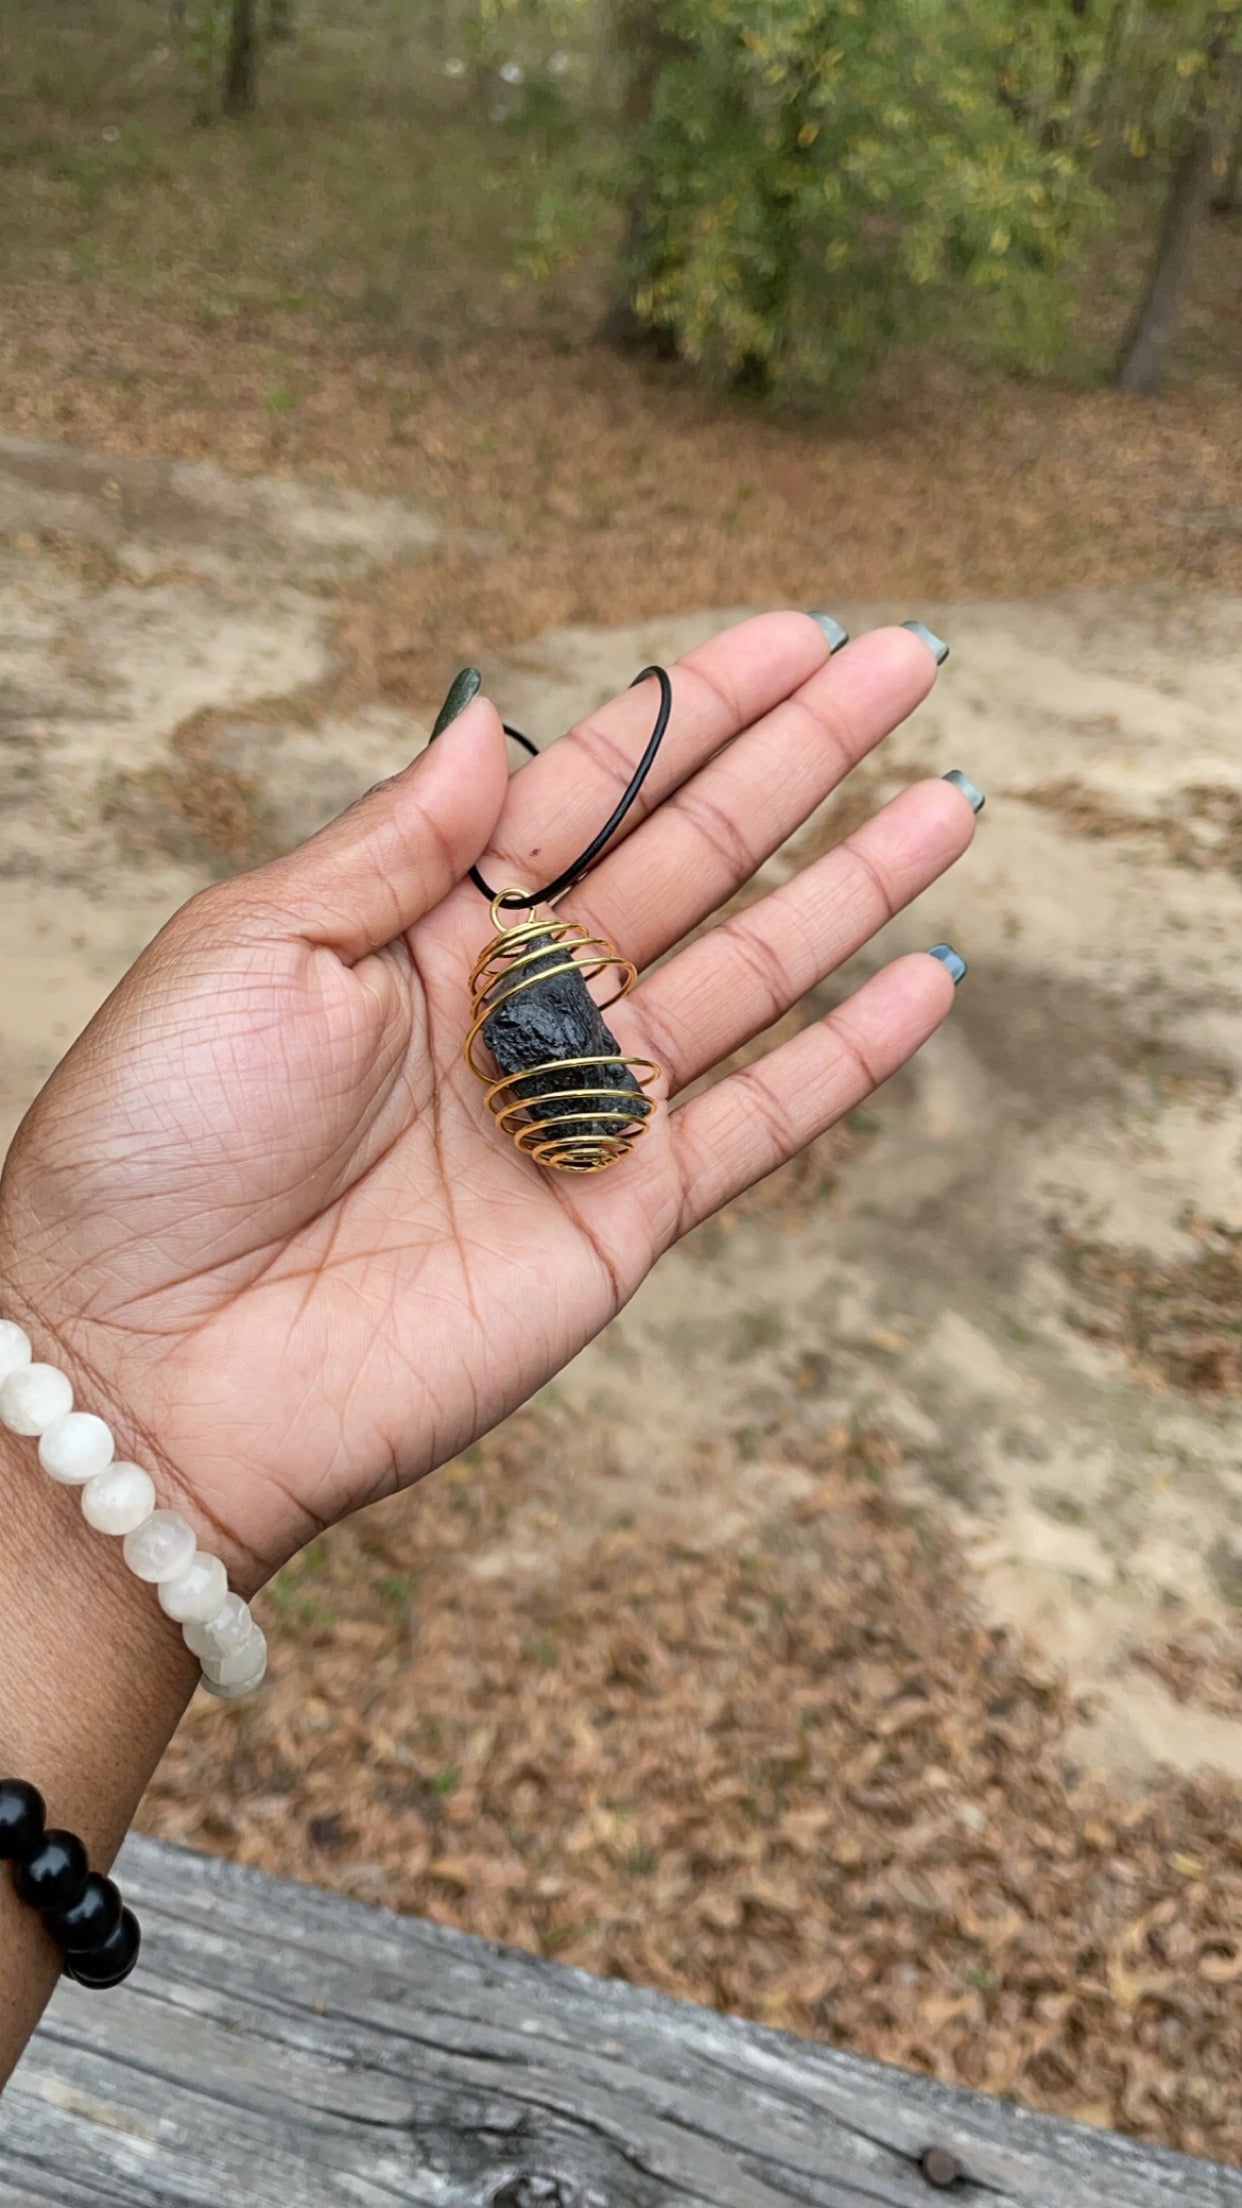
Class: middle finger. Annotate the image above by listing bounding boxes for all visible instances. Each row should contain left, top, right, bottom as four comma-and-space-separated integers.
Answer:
562, 626, 940, 971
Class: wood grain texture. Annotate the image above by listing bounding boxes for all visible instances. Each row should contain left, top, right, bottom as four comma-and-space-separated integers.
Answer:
3, 1834, 1239, 2208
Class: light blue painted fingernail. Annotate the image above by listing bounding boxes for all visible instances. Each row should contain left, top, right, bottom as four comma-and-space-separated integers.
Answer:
808, 611, 850, 654
902, 620, 950, 666
927, 943, 967, 986
430, 667, 481, 740
942, 770, 985, 813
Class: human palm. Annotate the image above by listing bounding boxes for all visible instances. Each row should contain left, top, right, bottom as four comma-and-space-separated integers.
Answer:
0, 614, 975, 1590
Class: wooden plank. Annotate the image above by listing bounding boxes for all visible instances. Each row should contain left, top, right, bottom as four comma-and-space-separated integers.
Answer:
2, 1833, 1239, 2208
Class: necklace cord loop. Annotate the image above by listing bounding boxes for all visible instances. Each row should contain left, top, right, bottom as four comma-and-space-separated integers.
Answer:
434, 666, 673, 913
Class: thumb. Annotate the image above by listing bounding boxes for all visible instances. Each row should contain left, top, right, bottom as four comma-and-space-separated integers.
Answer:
246, 678, 509, 959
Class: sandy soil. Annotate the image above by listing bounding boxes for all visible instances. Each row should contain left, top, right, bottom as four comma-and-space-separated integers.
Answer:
2, 430, 1240, 1784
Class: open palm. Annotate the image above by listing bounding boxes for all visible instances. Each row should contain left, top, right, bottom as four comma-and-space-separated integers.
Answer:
0, 614, 975, 1590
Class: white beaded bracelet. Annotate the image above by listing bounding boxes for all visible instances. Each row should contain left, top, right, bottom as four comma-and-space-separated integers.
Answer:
0, 1318, 266, 1698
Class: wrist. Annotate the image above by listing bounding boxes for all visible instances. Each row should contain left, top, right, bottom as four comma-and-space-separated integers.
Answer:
0, 1269, 268, 1690
0, 1414, 196, 2084
0, 1233, 265, 1599
0, 1418, 197, 1821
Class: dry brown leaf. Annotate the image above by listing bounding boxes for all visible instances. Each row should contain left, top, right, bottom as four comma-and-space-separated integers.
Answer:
136, 1413, 1242, 2169
1198, 1947, 1242, 1985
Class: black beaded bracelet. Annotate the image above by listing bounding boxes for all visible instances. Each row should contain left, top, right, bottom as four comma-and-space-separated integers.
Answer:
0, 1779, 140, 1989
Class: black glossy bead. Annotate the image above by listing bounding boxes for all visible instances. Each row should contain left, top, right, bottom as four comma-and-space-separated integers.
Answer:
65, 1906, 140, 1989
12, 1828, 88, 1912
0, 1779, 46, 1863
43, 1871, 123, 1954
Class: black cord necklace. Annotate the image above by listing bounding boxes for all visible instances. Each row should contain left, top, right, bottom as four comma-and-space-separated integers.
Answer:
433, 665, 673, 1174
454, 664, 673, 909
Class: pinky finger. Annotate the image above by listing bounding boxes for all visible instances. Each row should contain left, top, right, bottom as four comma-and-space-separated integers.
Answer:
667, 949, 962, 1237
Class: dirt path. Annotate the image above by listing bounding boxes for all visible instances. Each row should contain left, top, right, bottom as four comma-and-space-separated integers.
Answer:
2, 432, 1240, 1783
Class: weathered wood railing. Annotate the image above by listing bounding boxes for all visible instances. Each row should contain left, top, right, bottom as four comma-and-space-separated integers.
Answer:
3, 1833, 1239, 2206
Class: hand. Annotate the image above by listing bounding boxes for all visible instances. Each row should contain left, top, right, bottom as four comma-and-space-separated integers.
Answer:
0, 614, 975, 1590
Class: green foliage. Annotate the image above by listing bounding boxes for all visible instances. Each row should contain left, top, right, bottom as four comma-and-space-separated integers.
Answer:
2, 0, 1235, 398
616, 0, 1105, 397
1087, 0, 1242, 167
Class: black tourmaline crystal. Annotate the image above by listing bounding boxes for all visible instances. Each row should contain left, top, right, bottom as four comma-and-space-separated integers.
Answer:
482, 932, 650, 1156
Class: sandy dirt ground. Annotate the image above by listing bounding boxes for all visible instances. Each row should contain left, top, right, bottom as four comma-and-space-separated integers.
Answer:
2, 429, 1240, 1785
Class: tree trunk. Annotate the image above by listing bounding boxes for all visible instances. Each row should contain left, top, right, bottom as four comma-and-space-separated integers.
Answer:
1210, 66, 1241, 212
1212, 119, 1241, 212
268, 0, 294, 43
1115, 131, 1214, 392
1115, 22, 1230, 394
222, 0, 259, 115
730, 49, 817, 398
599, 2, 687, 354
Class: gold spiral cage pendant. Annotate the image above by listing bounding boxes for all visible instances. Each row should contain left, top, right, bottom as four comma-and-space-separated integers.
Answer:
466, 896, 660, 1174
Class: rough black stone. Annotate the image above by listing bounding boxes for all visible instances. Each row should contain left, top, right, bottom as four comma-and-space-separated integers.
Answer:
482, 932, 650, 1156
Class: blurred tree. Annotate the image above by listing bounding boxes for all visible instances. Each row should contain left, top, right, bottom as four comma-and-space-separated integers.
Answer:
607, 0, 1099, 398
1213, 112, 1241, 209
1209, 51, 1241, 207
222, 0, 259, 114
268, 0, 295, 42
178, 0, 265, 122
185, 0, 230, 123
1043, 0, 1091, 147
1111, 4, 1240, 391
599, 1, 688, 352
1086, 0, 1135, 140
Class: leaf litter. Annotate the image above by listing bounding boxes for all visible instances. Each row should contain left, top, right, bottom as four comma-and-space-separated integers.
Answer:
141, 1414, 1242, 2167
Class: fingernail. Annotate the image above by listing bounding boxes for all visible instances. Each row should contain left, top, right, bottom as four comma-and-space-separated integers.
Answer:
942, 769, 984, 814
808, 611, 850, 654
927, 943, 967, 986
902, 620, 950, 666
430, 667, 482, 740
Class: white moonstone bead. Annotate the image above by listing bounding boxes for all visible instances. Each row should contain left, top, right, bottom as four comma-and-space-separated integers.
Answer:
199, 1668, 266, 1701
0, 1362, 73, 1436
183, 1592, 253, 1662
202, 1626, 266, 1688
0, 1321, 32, 1386
81, 1460, 157, 1536
158, 1550, 229, 1624
38, 1410, 115, 1485
199, 1629, 267, 1697
123, 1508, 197, 1584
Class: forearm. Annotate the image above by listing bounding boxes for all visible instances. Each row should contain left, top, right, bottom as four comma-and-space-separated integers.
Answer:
0, 1402, 196, 2084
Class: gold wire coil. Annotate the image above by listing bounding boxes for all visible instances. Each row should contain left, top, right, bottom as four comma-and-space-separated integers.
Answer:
466, 895, 660, 1173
